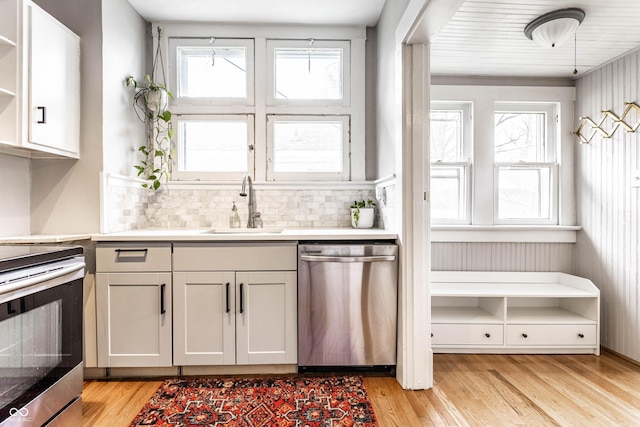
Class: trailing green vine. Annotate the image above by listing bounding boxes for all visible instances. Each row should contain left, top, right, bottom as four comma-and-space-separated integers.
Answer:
125, 74, 174, 190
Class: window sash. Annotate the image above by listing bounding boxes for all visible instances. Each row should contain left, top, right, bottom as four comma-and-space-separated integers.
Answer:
173, 114, 255, 181
494, 163, 558, 225
168, 38, 255, 106
266, 39, 351, 107
430, 163, 471, 224
266, 115, 350, 181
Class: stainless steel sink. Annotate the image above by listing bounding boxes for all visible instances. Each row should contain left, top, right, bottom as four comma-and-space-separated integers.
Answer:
201, 228, 283, 234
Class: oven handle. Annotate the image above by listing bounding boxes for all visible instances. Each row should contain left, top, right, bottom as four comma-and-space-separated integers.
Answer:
300, 254, 396, 263
0, 259, 85, 300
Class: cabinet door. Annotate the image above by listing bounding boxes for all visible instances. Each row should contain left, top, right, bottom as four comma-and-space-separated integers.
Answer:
236, 271, 297, 365
173, 272, 236, 365
96, 272, 172, 367
27, 3, 80, 156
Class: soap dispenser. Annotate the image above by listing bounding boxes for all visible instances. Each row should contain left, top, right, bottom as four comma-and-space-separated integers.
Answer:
229, 202, 241, 228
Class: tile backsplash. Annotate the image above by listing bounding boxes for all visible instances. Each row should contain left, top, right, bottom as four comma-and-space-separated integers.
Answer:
102, 174, 393, 232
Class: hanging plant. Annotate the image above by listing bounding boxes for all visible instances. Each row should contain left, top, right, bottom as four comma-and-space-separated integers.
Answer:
125, 27, 174, 191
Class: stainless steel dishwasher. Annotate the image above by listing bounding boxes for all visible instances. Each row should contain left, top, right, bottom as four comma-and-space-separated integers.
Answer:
298, 243, 398, 368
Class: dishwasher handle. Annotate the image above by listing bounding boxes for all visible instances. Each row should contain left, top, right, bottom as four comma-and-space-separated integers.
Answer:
300, 254, 396, 263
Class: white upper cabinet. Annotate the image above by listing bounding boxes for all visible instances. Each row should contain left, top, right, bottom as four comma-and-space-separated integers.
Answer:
0, 0, 80, 158
25, 2, 80, 156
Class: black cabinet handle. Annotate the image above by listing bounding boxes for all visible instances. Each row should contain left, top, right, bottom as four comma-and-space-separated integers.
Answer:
522, 333, 528, 338
578, 333, 584, 339
225, 282, 230, 313
239, 283, 244, 314
37, 106, 46, 124
430, 333, 433, 338
115, 248, 148, 253
7, 301, 16, 315
160, 283, 166, 315
485, 333, 491, 338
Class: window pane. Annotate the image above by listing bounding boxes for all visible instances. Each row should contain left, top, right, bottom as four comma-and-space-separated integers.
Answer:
431, 167, 465, 219
274, 49, 342, 100
494, 112, 545, 162
177, 46, 247, 98
498, 167, 551, 219
430, 111, 463, 162
273, 120, 343, 173
178, 120, 247, 172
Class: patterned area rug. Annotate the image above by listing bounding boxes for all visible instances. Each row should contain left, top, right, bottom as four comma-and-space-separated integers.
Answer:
130, 376, 379, 426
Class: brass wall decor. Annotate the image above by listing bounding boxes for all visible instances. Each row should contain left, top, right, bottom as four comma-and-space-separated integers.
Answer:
573, 102, 640, 144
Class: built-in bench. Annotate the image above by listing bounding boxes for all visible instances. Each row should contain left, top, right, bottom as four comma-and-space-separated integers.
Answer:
431, 271, 600, 355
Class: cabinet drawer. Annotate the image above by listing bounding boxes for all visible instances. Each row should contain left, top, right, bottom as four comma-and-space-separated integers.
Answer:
173, 243, 297, 271
96, 243, 172, 272
432, 324, 504, 346
506, 324, 597, 346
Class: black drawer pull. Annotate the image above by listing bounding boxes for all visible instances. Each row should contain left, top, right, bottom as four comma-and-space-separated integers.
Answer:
430, 333, 433, 338
37, 106, 46, 124
239, 283, 244, 314
485, 333, 491, 338
225, 282, 230, 313
522, 333, 528, 338
115, 248, 149, 253
578, 333, 584, 338
160, 283, 166, 315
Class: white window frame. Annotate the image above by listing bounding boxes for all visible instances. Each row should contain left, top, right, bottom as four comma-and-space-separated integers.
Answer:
173, 114, 255, 181
430, 102, 472, 224
156, 24, 365, 182
168, 37, 255, 107
493, 102, 558, 225
266, 115, 350, 181
266, 39, 351, 107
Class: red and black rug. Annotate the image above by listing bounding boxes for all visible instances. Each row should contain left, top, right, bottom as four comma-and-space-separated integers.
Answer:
130, 375, 379, 426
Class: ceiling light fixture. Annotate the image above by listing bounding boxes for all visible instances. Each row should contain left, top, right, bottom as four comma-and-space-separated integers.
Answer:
524, 8, 585, 48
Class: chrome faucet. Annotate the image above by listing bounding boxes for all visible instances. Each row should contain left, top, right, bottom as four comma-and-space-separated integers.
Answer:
240, 174, 262, 228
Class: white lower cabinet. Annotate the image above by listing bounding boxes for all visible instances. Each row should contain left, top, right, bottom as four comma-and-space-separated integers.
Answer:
96, 272, 172, 367
431, 271, 600, 354
96, 243, 173, 368
172, 243, 298, 366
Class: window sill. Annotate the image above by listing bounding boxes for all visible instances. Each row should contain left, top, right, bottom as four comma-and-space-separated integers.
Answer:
431, 225, 581, 243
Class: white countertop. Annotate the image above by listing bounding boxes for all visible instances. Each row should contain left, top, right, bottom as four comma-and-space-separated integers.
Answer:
0, 234, 93, 244
91, 227, 397, 242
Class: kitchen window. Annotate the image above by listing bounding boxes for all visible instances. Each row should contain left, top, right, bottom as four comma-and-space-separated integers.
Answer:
166, 32, 362, 182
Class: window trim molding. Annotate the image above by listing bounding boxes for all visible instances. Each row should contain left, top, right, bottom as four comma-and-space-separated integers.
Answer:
431, 84, 576, 227
154, 23, 366, 183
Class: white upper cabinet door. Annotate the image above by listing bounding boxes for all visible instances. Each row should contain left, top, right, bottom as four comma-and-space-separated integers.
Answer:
27, 2, 80, 157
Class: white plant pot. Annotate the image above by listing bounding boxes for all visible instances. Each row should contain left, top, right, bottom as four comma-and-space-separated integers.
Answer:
145, 88, 168, 113
351, 207, 375, 228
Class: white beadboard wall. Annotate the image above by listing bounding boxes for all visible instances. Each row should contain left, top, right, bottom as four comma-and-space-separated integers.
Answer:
575, 49, 640, 362
432, 243, 575, 273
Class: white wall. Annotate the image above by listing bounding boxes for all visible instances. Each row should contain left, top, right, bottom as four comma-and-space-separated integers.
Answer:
0, 153, 30, 236
575, 50, 640, 362
102, 0, 147, 176
375, 0, 409, 180
28, 0, 146, 234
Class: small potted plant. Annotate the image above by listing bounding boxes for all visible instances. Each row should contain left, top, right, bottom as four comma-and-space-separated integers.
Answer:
350, 199, 376, 228
125, 74, 174, 191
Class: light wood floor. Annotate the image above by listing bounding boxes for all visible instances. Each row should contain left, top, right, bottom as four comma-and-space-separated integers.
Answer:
82, 350, 640, 426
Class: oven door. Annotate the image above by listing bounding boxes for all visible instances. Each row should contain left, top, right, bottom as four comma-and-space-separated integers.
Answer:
0, 259, 84, 426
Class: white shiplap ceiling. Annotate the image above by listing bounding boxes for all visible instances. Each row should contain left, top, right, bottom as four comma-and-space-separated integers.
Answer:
127, 0, 640, 79
430, 0, 640, 79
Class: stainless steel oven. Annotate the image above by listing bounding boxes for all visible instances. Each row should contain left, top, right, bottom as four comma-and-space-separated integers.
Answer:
0, 246, 84, 427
